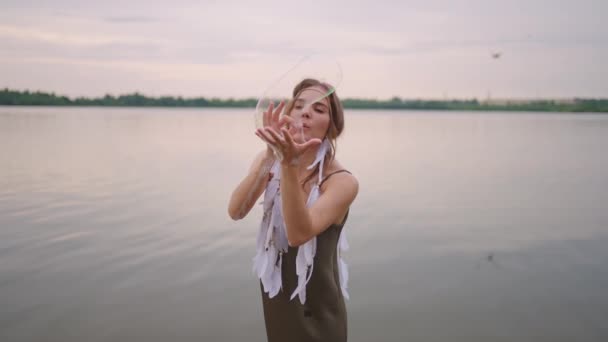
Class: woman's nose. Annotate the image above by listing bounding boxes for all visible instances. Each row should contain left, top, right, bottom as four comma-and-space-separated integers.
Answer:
301, 108, 311, 118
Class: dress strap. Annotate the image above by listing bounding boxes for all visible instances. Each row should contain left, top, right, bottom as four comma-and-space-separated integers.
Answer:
319, 169, 352, 187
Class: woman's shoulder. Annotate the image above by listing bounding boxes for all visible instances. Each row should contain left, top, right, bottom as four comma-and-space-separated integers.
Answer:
320, 159, 359, 192
319, 160, 359, 225
323, 159, 354, 177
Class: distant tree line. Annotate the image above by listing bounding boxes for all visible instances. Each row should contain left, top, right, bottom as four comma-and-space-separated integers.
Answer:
342, 97, 608, 112
0, 89, 257, 107
1, 88, 607, 112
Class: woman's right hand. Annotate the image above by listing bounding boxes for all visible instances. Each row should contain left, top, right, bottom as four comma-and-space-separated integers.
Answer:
262, 100, 294, 159
263, 101, 294, 133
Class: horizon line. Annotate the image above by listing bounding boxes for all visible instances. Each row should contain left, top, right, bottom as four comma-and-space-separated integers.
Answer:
3, 87, 606, 102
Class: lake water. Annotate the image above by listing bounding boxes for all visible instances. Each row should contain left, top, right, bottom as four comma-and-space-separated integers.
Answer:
1, 106, 607, 341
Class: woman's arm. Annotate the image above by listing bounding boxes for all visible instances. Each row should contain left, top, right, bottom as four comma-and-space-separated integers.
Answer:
280, 164, 359, 247
229, 101, 291, 220
227, 149, 275, 220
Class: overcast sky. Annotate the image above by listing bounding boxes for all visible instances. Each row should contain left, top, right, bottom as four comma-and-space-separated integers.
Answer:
1, 0, 606, 99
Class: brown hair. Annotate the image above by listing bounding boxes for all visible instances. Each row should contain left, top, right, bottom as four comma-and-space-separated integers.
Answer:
284, 78, 345, 188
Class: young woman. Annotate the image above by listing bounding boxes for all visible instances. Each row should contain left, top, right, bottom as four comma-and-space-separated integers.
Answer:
228, 78, 359, 342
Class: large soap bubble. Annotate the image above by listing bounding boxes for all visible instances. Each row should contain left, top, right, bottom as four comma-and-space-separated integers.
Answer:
254, 54, 343, 139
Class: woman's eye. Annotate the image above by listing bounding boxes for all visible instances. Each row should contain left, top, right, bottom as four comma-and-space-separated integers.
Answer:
295, 105, 303, 110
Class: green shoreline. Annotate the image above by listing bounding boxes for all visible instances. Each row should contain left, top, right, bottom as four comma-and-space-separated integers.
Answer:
2, 88, 607, 113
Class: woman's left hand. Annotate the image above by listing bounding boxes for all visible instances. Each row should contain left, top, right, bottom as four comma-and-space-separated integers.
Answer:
255, 127, 321, 166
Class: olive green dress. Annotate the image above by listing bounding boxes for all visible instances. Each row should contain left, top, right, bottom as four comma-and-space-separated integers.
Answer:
260, 214, 349, 342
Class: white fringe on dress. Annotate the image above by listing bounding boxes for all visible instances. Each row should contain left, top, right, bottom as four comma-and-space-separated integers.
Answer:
252, 139, 350, 304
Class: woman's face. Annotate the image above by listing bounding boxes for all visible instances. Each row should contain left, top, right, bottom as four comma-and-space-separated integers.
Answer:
289, 86, 331, 142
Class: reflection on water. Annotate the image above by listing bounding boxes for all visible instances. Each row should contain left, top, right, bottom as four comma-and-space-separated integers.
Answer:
1, 106, 607, 341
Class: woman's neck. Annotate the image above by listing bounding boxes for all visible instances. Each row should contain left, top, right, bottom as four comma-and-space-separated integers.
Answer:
296, 150, 315, 172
